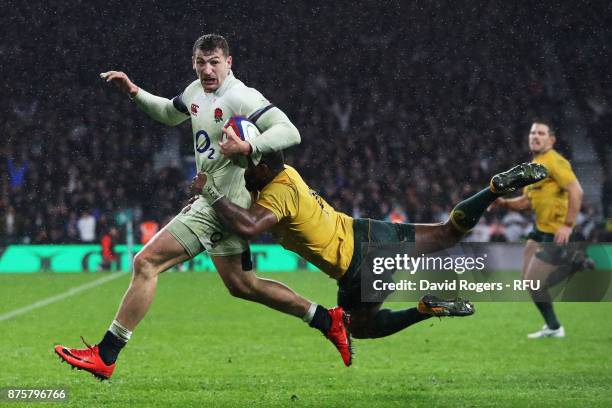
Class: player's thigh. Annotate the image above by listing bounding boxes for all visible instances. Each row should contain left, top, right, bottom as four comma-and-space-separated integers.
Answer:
136, 228, 191, 273
524, 254, 557, 283
522, 239, 539, 277
339, 219, 401, 310
523, 238, 558, 282
336, 267, 382, 334
413, 222, 458, 255
176, 197, 250, 285
358, 218, 417, 253
177, 196, 248, 256
211, 253, 254, 291
138, 205, 221, 273
211, 254, 242, 278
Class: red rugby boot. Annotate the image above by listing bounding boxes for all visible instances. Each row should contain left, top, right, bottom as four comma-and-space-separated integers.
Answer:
326, 307, 353, 366
54, 337, 115, 380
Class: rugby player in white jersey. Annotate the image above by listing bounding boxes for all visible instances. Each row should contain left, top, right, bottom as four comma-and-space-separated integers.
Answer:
54, 34, 349, 380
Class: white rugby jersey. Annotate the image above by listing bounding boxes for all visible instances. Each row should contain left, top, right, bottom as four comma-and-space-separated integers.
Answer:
133, 71, 299, 197
172, 73, 271, 173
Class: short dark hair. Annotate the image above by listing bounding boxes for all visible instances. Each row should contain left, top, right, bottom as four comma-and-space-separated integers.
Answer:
260, 151, 285, 173
532, 118, 556, 137
193, 34, 230, 57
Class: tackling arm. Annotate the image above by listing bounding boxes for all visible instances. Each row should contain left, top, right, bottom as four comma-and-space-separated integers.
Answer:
212, 200, 278, 240
189, 171, 278, 240
499, 193, 531, 211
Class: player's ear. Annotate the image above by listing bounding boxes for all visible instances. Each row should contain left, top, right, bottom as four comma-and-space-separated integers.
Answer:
226, 55, 232, 70
192, 55, 196, 71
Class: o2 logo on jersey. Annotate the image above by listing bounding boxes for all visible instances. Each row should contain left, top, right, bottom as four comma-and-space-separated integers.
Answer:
195, 130, 215, 159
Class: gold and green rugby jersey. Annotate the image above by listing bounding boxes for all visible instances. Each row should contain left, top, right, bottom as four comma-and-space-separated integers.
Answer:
256, 166, 354, 279
525, 149, 578, 233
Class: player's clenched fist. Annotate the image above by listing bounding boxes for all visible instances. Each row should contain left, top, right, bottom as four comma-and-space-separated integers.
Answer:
220, 126, 251, 156
190, 171, 224, 204
189, 171, 208, 195
100, 71, 139, 97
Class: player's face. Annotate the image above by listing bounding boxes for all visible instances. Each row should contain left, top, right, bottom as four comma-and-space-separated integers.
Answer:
528, 123, 555, 154
244, 166, 256, 192
192, 48, 232, 93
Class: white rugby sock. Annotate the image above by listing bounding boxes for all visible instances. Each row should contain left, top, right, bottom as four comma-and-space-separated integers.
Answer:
109, 319, 132, 343
302, 303, 318, 323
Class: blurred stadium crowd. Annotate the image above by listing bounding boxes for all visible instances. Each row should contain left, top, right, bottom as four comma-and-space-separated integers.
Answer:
1, 1, 610, 245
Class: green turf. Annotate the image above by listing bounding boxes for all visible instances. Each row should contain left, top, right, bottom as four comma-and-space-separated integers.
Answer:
1, 271, 611, 407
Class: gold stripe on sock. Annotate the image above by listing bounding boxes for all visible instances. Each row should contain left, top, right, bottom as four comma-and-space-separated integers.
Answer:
489, 179, 499, 194
449, 210, 472, 234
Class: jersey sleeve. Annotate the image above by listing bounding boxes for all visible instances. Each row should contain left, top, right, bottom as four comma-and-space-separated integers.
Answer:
133, 88, 190, 126
256, 182, 298, 222
548, 156, 577, 188
171, 92, 190, 115
225, 86, 301, 154
225, 86, 270, 118
248, 107, 301, 154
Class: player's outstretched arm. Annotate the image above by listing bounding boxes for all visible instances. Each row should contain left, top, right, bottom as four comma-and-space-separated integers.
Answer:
100, 70, 189, 127
490, 193, 531, 212
100, 71, 139, 96
213, 200, 277, 240
189, 171, 277, 239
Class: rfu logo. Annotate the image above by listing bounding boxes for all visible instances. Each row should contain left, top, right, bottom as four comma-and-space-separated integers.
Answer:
191, 103, 199, 116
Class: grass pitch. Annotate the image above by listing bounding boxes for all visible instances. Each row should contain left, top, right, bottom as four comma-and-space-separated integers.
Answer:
1, 271, 611, 407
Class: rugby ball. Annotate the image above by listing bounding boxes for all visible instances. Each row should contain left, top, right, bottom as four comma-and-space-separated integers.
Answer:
223, 116, 262, 168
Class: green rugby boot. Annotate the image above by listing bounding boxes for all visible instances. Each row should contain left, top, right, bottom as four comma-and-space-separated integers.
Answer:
418, 294, 475, 317
490, 163, 548, 194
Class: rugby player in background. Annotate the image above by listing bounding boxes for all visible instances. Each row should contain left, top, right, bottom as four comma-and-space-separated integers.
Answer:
492, 120, 592, 338
192, 147, 548, 364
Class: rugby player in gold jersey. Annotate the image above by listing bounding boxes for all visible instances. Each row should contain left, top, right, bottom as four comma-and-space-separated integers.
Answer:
193, 146, 547, 363
493, 120, 593, 338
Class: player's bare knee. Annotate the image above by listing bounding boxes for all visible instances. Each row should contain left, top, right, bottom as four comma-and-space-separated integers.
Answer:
132, 251, 158, 281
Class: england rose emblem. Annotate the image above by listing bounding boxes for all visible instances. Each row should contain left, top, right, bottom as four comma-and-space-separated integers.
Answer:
214, 107, 223, 123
